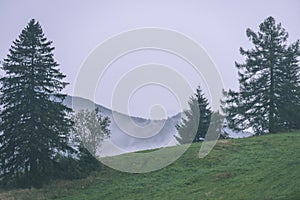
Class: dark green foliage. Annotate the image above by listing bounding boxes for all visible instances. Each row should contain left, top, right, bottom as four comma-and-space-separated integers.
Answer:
222, 16, 300, 135
52, 146, 101, 180
175, 85, 212, 144
52, 155, 83, 180
0, 19, 74, 187
77, 145, 102, 175
276, 42, 300, 130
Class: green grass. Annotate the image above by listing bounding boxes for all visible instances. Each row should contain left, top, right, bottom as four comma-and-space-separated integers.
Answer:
1, 132, 300, 200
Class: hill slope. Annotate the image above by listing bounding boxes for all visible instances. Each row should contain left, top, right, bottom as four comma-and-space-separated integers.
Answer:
1, 132, 299, 200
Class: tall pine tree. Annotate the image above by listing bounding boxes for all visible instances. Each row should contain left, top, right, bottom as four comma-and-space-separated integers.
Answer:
175, 85, 212, 144
222, 16, 300, 135
0, 19, 73, 187
277, 41, 300, 130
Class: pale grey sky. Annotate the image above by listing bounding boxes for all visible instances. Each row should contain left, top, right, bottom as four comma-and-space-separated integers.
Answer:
1, 0, 300, 118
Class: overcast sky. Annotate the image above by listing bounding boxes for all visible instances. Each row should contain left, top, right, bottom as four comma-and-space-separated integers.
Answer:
1, 0, 300, 118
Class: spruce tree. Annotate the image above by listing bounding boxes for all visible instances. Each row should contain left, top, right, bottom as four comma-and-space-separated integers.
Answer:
0, 19, 73, 187
222, 16, 300, 135
175, 85, 212, 144
277, 41, 300, 130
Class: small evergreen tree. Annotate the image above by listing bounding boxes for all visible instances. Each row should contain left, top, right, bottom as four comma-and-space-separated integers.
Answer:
222, 16, 300, 135
0, 19, 74, 187
175, 85, 212, 144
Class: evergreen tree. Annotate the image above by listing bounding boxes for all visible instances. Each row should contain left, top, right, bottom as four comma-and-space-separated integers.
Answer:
0, 19, 73, 187
175, 85, 212, 144
277, 42, 300, 130
222, 16, 300, 135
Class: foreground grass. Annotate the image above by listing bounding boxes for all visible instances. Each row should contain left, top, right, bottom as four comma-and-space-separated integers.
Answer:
1, 132, 299, 200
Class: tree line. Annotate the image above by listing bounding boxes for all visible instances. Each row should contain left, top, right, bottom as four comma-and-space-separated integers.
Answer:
176, 16, 300, 143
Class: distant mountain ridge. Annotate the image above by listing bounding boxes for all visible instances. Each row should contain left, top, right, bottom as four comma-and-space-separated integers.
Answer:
64, 95, 181, 157
63, 95, 253, 157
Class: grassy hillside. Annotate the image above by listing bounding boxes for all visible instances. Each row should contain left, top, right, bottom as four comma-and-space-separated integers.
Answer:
1, 132, 299, 200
